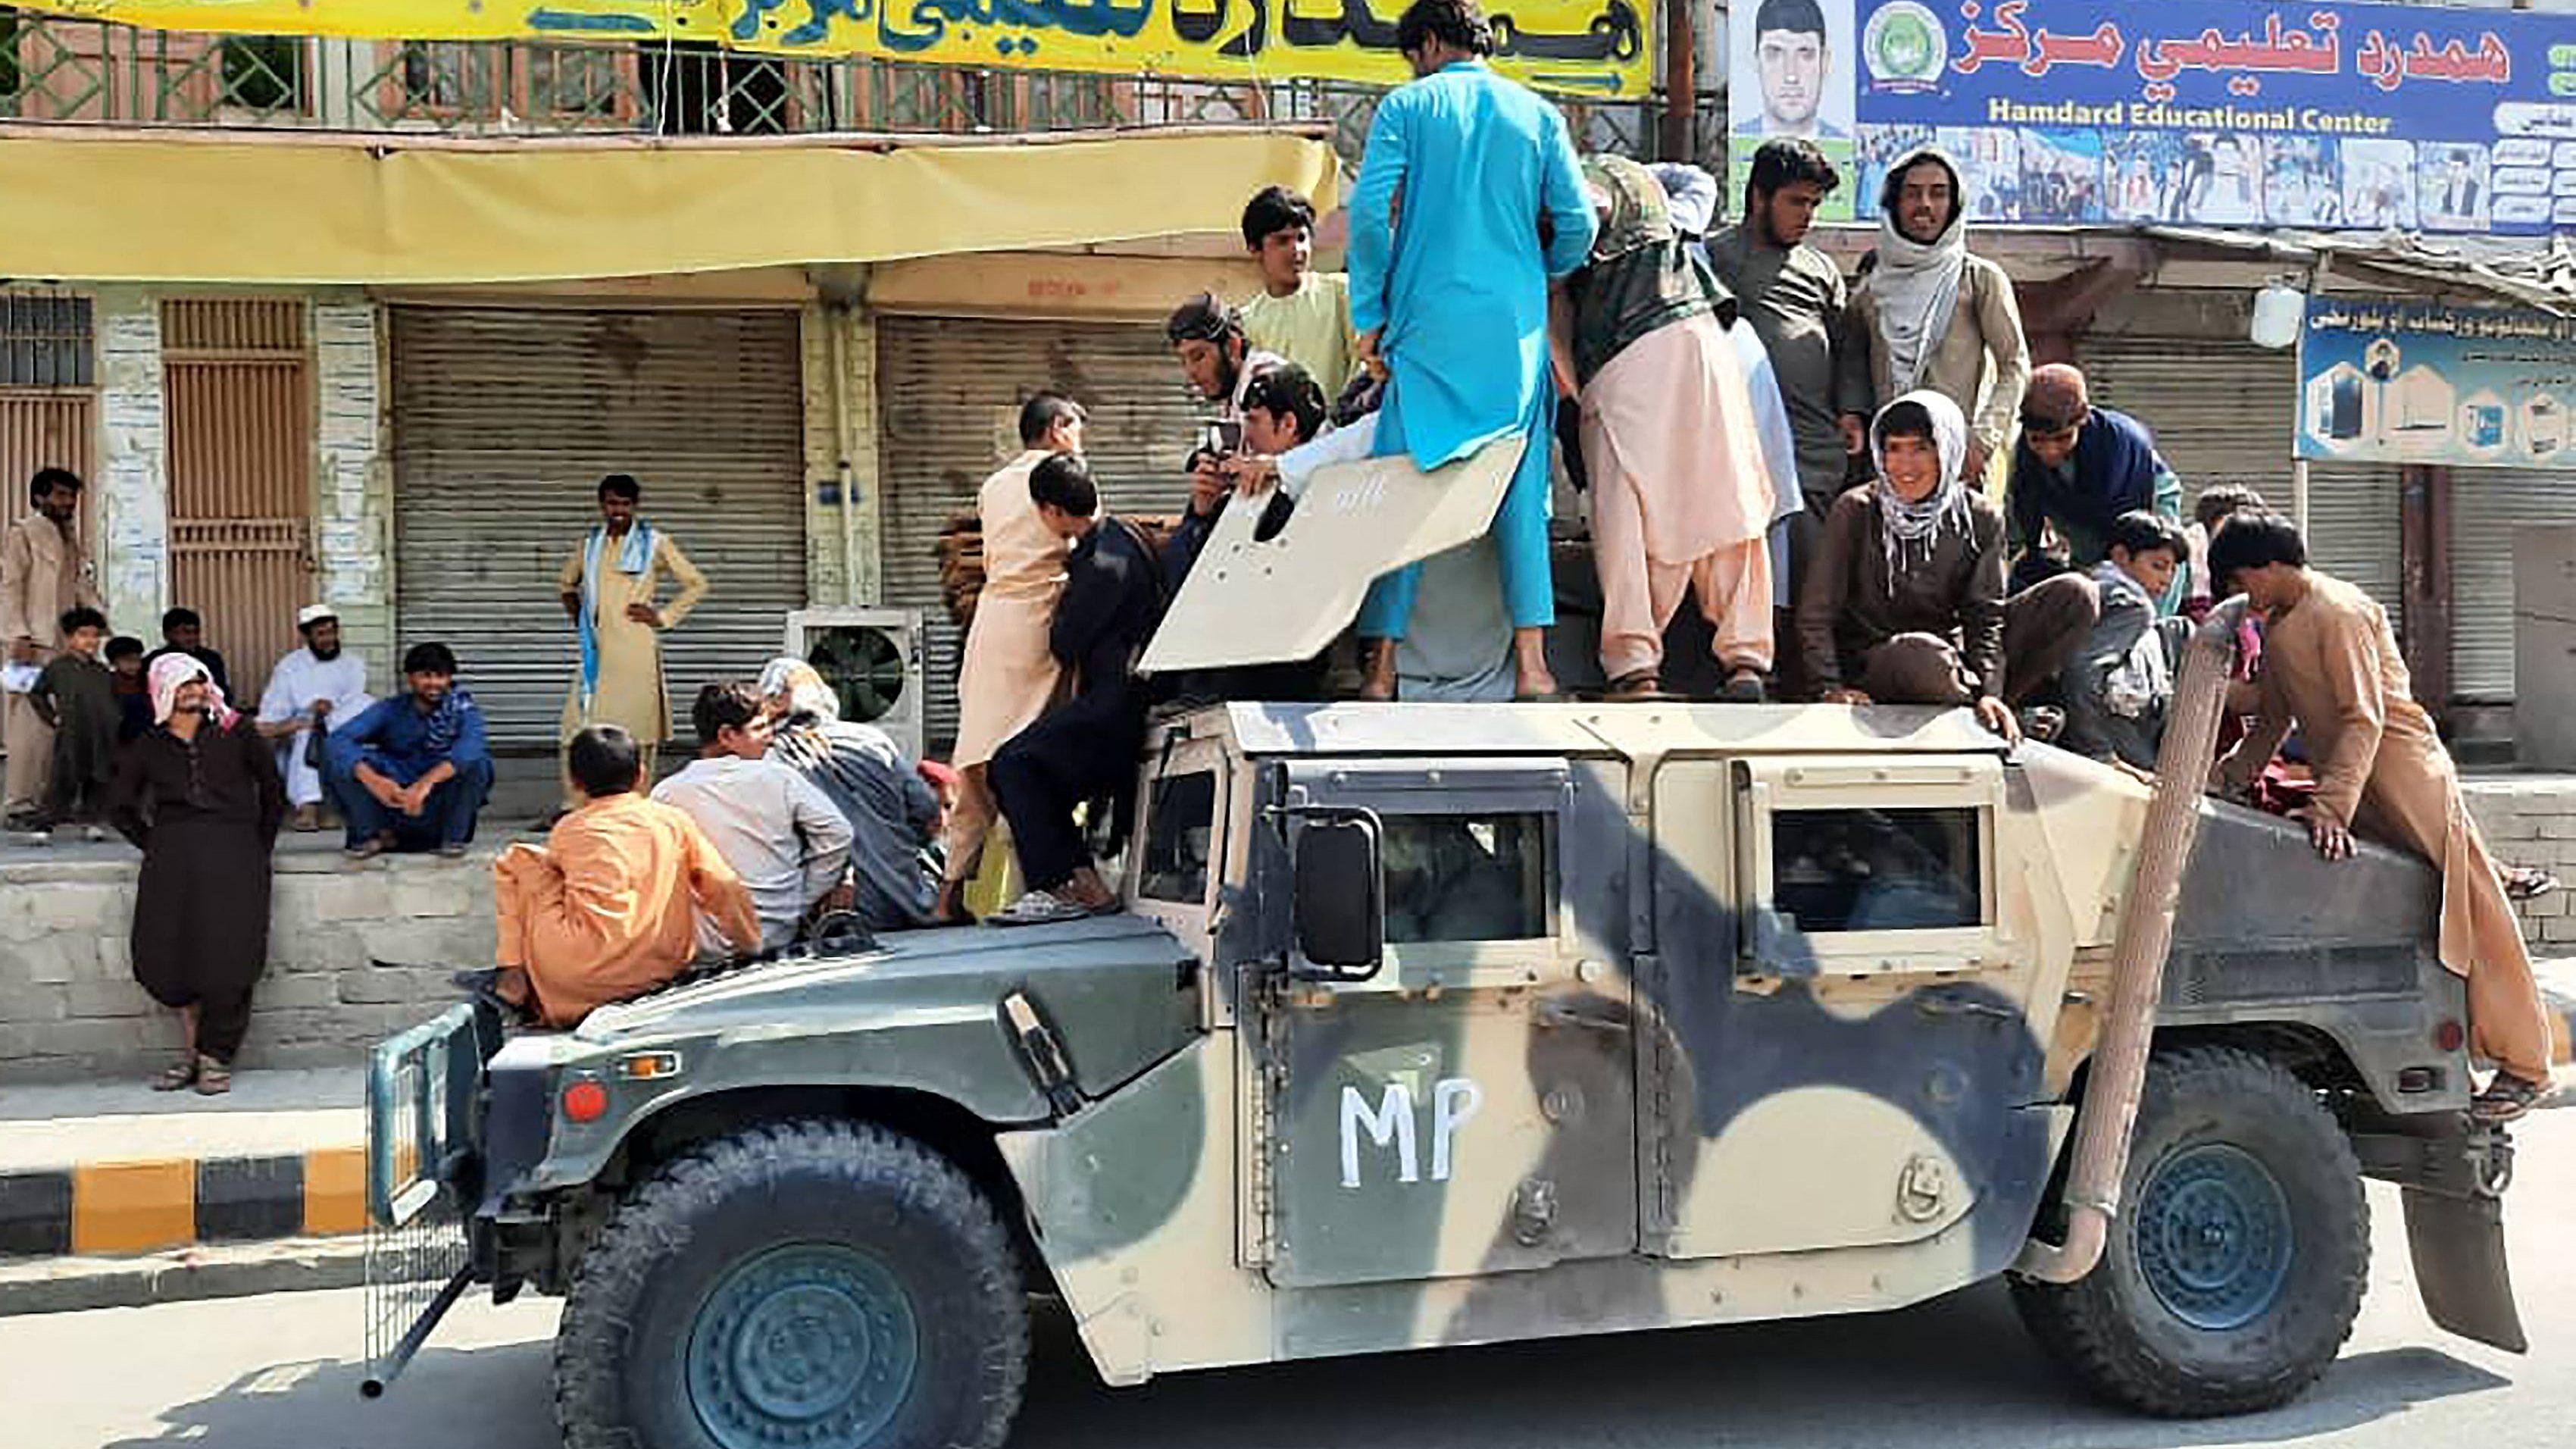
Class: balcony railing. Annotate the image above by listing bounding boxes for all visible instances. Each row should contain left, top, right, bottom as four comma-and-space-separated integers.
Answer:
0, 13, 1653, 161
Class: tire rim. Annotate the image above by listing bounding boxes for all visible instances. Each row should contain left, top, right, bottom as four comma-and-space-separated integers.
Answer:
685, 1243, 921, 1449
2134, 1142, 2295, 1332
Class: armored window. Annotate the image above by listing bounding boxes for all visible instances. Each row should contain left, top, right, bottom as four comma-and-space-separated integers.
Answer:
1139, 770, 1218, 904
1770, 806, 1982, 933
1381, 811, 1552, 944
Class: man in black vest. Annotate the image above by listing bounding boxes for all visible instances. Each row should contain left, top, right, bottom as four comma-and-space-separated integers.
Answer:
987, 455, 1166, 925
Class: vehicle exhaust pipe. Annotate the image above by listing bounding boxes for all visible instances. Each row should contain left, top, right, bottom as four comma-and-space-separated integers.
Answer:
2015, 599, 2246, 1284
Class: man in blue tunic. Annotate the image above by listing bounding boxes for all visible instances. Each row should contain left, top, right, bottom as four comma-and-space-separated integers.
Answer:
1347, 0, 1596, 700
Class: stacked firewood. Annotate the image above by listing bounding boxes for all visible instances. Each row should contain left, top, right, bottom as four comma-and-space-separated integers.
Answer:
933, 509, 1184, 629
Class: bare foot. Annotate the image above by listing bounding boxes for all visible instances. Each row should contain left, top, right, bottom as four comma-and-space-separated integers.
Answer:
1358, 642, 1398, 701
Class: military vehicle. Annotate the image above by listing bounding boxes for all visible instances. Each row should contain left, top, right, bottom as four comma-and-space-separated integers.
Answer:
360, 606, 2526, 1449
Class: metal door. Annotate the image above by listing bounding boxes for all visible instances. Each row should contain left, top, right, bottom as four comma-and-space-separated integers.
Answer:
1250, 757, 1638, 1289
389, 306, 806, 746
874, 315, 1215, 755
164, 299, 314, 710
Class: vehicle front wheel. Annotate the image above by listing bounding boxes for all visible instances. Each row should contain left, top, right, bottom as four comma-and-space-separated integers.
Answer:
2010, 1046, 2368, 1417
555, 1119, 1028, 1449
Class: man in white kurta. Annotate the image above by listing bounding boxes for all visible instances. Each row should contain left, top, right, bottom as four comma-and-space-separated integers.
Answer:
255, 605, 375, 829
936, 394, 1088, 922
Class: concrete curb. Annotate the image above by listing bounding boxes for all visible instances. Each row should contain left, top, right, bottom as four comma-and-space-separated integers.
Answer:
0, 1234, 370, 1316
0, 1145, 364, 1260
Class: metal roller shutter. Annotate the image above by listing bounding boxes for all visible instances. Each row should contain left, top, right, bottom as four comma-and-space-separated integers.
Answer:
877, 315, 1215, 756
2077, 334, 2402, 633
2451, 467, 2576, 701
391, 307, 807, 748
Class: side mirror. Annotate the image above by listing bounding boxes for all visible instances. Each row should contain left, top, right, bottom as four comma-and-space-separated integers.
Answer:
1293, 812, 1384, 982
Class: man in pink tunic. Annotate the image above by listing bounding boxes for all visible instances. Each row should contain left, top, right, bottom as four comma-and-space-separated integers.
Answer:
936, 393, 1087, 922
1552, 153, 1777, 700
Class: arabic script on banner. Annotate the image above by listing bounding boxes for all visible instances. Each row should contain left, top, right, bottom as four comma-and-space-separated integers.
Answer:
2299, 298, 2576, 468
16, 0, 1647, 97
1729, 0, 2576, 233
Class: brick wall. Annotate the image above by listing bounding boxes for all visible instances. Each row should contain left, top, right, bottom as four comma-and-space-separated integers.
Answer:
2461, 778, 2576, 950
0, 853, 492, 1085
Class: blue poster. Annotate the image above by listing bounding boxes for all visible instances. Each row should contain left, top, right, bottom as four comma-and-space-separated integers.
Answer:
1727, 0, 2576, 234
2297, 297, 2576, 467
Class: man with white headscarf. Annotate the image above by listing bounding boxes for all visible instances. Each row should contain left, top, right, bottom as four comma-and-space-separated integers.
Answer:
255, 604, 374, 831
1794, 392, 2096, 740
1841, 149, 2031, 484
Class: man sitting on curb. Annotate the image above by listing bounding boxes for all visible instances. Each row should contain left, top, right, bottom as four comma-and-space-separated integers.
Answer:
495, 724, 760, 1028
323, 641, 493, 859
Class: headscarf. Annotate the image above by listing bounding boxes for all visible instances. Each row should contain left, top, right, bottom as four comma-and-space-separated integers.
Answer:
1869, 390, 1974, 578
577, 518, 661, 711
148, 651, 236, 729
1870, 149, 1970, 396
758, 656, 839, 727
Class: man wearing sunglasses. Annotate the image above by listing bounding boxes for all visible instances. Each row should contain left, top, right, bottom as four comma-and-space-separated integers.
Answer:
2006, 363, 2184, 604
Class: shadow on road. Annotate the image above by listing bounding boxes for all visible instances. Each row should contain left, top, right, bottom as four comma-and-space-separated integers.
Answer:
95, 1284, 2509, 1449
103, 1335, 558, 1449
1012, 1284, 2512, 1449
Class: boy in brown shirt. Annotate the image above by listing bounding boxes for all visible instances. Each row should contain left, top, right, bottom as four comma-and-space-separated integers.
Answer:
1794, 391, 2096, 739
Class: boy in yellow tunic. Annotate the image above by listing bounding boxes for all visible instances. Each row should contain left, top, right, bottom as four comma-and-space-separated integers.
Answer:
557, 473, 707, 793
1238, 186, 1358, 395
2212, 514, 2555, 1121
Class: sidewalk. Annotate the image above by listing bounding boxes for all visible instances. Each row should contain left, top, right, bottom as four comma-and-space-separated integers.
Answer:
0, 1067, 363, 1270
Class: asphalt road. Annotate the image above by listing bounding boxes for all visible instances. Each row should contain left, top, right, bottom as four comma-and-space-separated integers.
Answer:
11, 1110, 2573, 1449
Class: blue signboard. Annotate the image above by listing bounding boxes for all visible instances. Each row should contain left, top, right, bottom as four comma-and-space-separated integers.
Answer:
1728, 0, 2576, 233
2297, 297, 2576, 467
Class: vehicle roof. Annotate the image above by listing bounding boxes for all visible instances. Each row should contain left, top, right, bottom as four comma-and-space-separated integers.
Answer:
1202, 701, 2013, 761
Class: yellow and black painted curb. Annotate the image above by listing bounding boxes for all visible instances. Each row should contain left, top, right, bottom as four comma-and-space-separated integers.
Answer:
0, 1147, 365, 1259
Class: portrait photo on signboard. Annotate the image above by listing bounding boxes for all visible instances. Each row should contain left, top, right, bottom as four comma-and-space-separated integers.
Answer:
1731, 0, 1856, 140
2421, 143, 2493, 231
2175, 132, 2265, 226
2340, 139, 2419, 231
2264, 136, 2344, 229
2018, 128, 2106, 224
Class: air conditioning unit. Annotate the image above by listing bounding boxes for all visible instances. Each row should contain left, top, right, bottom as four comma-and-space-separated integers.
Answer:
784, 607, 927, 763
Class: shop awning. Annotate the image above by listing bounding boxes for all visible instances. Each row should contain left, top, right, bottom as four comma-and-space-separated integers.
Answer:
0, 124, 1343, 286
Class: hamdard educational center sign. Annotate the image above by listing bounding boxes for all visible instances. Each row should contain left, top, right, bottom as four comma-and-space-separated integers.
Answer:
1730, 0, 2576, 230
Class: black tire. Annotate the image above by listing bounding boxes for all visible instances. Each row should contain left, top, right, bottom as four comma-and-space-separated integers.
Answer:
555, 1119, 1028, 1449
2010, 1046, 2368, 1417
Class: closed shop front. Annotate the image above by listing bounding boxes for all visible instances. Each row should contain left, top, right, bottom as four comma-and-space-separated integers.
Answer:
2451, 467, 2576, 701
876, 315, 1212, 754
391, 306, 807, 748
2079, 333, 2402, 633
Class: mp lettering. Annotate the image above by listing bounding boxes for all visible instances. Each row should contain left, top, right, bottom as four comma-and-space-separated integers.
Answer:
1337, 1076, 1483, 1188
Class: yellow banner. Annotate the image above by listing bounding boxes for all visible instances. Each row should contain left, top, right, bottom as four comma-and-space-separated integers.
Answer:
20, 0, 1649, 97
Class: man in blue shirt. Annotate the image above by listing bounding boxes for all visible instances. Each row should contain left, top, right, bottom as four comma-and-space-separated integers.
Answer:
1346, 0, 1596, 700
324, 641, 494, 859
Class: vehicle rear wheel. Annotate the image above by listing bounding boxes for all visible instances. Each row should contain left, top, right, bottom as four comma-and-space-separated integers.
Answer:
555, 1118, 1027, 1449
2010, 1046, 2368, 1417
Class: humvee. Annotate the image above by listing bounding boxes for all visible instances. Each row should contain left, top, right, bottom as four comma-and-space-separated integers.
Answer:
361, 684, 2526, 1447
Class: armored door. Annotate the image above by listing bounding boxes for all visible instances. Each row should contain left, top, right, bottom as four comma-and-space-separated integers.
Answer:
1250, 757, 1638, 1289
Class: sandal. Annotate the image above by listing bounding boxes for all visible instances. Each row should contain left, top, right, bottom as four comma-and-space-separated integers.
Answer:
2505, 865, 2560, 903
149, 1056, 199, 1092
191, 1055, 232, 1097
2471, 1071, 2550, 1124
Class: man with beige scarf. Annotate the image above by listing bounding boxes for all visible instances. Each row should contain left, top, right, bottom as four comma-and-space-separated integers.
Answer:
1840, 148, 2030, 487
